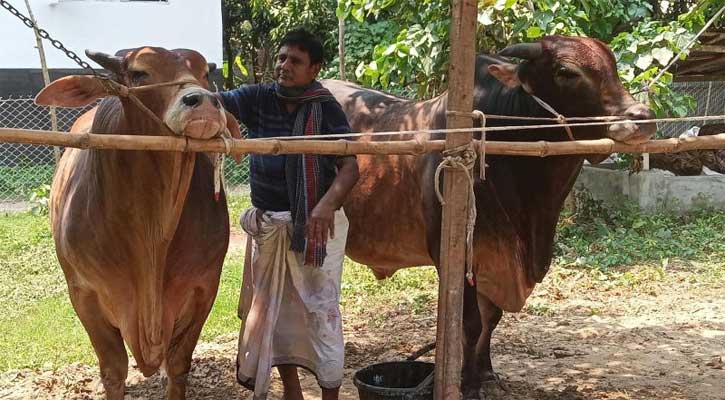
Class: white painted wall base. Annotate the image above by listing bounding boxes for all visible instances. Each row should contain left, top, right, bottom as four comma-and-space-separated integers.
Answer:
575, 165, 725, 213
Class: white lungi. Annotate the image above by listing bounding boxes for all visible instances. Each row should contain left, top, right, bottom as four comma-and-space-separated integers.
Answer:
236, 207, 348, 399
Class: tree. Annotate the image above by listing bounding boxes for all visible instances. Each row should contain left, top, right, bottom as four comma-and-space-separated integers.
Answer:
222, 0, 338, 89
335, 0, 721, 122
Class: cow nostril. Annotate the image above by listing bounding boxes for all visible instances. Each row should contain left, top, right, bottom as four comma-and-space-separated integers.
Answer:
182, 93, 201, 108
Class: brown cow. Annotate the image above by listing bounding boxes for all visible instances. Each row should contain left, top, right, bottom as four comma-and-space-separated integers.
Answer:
34, 47, 240, 400
323, 36, 656, 398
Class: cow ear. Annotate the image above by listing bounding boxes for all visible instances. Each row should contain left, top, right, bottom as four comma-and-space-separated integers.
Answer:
35, 75, 109, 108
487, 63, 521, 88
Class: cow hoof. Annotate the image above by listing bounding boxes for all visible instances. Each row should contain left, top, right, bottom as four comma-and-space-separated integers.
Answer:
481, 372, 509, 393
481, 370, 501, 383
461, 387, 482, 400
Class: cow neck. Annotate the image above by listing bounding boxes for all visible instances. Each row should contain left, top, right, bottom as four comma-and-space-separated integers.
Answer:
91, 97, 196, 245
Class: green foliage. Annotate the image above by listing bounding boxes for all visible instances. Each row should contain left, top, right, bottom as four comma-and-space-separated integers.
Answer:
334, 0, 717, 129
477, 0, 653, 49
321, 20, 398, 81
0, 164, 55, 200
556, 190, 725, 269
223, 0, 338, 87
336, 0, 450, 97
27, 184, 51, 216
609, 19, 698, 120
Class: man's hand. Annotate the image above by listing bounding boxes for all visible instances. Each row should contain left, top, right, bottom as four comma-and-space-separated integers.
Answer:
307, 200, 336, 247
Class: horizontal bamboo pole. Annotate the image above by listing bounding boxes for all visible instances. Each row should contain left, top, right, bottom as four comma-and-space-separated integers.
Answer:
2, 127, 725, 157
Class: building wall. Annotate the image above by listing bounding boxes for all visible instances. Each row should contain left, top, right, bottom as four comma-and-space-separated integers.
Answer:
0, 0, 223, 69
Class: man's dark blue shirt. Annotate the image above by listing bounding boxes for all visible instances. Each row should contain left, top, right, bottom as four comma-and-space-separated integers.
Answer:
219, 83, 352, 211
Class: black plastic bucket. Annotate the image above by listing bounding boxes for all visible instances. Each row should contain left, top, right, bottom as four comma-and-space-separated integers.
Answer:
353, 361, 434, 400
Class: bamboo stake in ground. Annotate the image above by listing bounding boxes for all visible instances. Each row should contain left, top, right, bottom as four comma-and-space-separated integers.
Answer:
435, 0, 477, 399
23, 0, 60, 164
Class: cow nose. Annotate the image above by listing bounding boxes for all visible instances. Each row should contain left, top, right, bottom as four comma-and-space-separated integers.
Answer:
624, 103, 655, 120
182, 93, 202, 108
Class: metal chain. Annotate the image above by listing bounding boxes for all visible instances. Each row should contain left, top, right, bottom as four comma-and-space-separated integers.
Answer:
1, 0, 99, 76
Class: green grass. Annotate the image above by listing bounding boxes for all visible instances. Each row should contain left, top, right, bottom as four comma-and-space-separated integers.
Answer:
555, 191, 725, 269
3, 191, 725, 371
0, 193, 436, 371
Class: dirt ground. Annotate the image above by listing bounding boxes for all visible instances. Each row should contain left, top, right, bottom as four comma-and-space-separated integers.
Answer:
1, 262, 723, 400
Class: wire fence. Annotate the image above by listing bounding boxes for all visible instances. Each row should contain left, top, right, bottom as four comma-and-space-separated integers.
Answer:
658, 81, 725, 138
1, 81, 723, 201
0, 95, 250, 201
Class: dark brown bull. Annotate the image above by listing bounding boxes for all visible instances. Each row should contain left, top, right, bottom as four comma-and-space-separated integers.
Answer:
323, 35, 656, 398
34, 47, 240, 400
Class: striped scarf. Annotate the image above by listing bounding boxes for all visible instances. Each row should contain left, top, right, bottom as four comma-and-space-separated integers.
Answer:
279, 81, 336, 267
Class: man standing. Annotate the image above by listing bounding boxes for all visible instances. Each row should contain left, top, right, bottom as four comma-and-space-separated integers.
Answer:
218, 28, 359, 400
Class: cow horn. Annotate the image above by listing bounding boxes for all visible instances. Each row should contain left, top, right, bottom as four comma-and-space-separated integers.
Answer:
499, 43, 543, 60
207, 63, 217, 73
85, 50, 124, 74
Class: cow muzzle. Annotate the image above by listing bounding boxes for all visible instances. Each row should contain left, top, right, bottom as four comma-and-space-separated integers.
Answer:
164, 87, 226, 139
606, 103, 656, 145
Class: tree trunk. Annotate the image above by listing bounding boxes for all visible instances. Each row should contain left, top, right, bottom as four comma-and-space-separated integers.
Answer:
338, 16, 346, 81
221, 1, 235, 90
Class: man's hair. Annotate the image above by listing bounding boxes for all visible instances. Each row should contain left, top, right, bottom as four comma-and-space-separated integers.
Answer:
279, 28, 324, 65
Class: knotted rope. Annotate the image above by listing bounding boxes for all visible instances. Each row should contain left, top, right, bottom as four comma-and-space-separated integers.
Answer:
213, 130, 234, 201
529, 94, 575, 141
434, 141, 478, 287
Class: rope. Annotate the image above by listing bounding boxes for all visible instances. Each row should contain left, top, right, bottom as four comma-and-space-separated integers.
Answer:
213, 128, 234, 202
444, 111, 627, 122
529, 94, 575, 141
254, 113, 725, 141
99, 77, 199, 137
472, 110, 487, 180
99, 75, 228, 201
434, 142, 478, 287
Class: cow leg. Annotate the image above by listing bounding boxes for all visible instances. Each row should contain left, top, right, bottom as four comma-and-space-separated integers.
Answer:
69, 289, 128, 400
164, 292, 215, 400
476, 293, 503, 383
461, 283, 483, 399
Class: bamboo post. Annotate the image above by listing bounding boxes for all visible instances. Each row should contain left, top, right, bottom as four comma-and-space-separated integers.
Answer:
23, 0, 61, 165
434, 0, 477, 399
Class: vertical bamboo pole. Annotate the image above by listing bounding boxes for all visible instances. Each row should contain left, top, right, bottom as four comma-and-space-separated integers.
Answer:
434, 0, 477, 399
24, 0, 60, 165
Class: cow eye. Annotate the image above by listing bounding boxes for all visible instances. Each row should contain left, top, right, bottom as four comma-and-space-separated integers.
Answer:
557, 67, 579, 79
128, 70, 148, 85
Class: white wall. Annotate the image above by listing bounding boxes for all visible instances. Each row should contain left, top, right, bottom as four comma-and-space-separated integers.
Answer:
0, 0, 222, 69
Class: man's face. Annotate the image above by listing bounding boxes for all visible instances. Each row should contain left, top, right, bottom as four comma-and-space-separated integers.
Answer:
274, 45, 321, 88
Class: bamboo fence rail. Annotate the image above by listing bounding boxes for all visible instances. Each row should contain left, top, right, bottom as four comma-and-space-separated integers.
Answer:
2, 127, 725, 157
